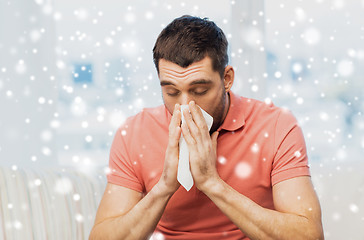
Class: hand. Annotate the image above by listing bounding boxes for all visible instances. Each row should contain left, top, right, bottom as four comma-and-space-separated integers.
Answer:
181, 101, 220, 192
156, 103, 182, 196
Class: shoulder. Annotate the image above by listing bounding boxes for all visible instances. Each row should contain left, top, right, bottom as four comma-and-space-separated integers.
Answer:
117, 105, 168, 137
234, 94, 299, 134
240, 97, 289, 123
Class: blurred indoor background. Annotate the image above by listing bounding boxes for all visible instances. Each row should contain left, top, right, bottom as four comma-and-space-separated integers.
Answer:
0, 0, 363, 239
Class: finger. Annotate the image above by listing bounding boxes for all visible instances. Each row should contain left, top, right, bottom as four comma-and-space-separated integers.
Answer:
170, 126, 182, 149
167, 125, 181, 151
169, 104, 181, 135
189, 101, 209, 137
211, 131, 219, 151
182, 108, 203, 144
181, 122, 198, 153
168, 104, 181, 149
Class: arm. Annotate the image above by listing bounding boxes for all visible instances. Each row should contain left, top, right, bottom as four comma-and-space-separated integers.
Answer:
181, 101, 324, 240
200, 176, 323, 240
89, 104, 182, 240
89, 182, 173, 240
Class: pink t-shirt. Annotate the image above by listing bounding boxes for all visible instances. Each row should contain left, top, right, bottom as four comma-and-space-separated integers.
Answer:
107, 91, 310, 239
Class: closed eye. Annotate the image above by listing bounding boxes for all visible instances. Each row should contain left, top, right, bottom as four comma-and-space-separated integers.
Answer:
193, 90, 208, 95
191, 88, 208, 96
166, 91, 180, 96
164, 88, 209, 97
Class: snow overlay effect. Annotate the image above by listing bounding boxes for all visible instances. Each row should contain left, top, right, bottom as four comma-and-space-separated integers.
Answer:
0, 0, 363, 239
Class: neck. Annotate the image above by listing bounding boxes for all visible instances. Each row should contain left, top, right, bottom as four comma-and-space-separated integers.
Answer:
222, 91, 231, 123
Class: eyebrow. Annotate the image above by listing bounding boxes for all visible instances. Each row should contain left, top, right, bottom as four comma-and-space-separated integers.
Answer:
160, 79, 213, 86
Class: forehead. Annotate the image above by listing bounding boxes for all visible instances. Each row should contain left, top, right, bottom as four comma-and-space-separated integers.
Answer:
158, 57, 218, 81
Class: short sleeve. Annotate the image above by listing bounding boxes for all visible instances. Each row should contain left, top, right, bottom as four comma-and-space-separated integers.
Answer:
271, 109, 311, 186
107, 124, 143, 192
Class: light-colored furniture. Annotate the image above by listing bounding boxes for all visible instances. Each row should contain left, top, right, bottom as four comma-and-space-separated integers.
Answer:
0, 163, 363, 239
310, 162, 364, 239
0, 167, 106, 240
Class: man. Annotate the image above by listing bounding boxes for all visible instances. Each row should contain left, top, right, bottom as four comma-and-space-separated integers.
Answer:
89, 15, 323, 240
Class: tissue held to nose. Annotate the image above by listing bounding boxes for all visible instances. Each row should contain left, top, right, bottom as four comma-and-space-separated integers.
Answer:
177, 105, 213, 191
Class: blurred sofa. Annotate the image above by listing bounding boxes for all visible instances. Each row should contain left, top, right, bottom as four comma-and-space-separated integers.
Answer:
0, 162, 363, 240
310, 162, 364, 239
0, 166, 106, 240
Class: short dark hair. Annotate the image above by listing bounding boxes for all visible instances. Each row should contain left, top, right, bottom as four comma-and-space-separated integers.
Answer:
153, 15, 229, 78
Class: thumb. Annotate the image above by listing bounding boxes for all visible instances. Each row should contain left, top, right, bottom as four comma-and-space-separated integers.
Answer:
211, 131, 219, 150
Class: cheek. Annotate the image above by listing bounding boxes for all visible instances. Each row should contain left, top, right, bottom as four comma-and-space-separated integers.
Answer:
198, 95, 222, 116
209, 89, 225, 118
165, 104, 175, 115
162, 96, 176, 114
198, 99, 218, 117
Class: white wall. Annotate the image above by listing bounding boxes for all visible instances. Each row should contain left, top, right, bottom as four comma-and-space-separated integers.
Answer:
265, 1, 364, 238
0, 0, 267, 168
0, 0, 58, 166
230, 1, 266, 100
51, 0, 238, 168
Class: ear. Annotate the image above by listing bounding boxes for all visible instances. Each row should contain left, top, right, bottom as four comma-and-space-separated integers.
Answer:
223, 65, 234, 92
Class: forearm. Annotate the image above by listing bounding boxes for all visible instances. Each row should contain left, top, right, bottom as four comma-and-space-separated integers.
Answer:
89, 183, 172, 240
202, 179, 323, 240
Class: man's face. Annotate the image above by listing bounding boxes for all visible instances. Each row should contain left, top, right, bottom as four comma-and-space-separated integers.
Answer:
158, 56, 228, 133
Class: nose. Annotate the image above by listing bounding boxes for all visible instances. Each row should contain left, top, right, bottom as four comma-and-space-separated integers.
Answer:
180, 93, 193, 106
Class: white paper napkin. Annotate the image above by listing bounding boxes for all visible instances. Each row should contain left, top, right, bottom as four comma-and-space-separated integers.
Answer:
177, 105, 213, 191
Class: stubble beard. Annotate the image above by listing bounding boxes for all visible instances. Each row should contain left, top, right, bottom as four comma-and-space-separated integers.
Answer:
209, 86, 228, 134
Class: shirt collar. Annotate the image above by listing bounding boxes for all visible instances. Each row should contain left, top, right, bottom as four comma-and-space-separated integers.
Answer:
217, 91, 245, 132
164, 91, 245, 132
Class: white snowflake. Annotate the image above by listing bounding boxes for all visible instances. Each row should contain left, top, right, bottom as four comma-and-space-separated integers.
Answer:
303, 27, 321, 45
42, 147, 52, 156
251, 143, 259, 153
235, 162, 252, 179
81, 121, 89, 128
218, 156, 227, 165
15, 59, 27, 74
13, 220, 22, 230
337, 59, 354, 77
31, 156, 37, 162
294, 8, 306, 22
73, 194, 81, 201
104, 37, 114, 46
349, 204, 359, 213
40, 129, 53, 142
85, 135, 93, 143
145, 11, 154, 20
294, 151, 302, 158
74, 9, 88, 21
75, 213, 84, 222
124, 10, 136, 23
54, 177, 73, 195
296, 97, 304, 105
149, 231, 165, 240
251, 85, 259, 92
274, 71, 282, 79
34, 179, 42, 186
